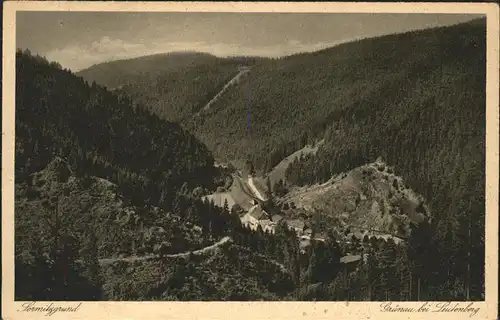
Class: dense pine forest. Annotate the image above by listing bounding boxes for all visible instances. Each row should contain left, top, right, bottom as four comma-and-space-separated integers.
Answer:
15, 17, 485, 302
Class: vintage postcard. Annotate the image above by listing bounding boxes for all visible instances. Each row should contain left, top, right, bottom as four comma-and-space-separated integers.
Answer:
2, 2, 499, 320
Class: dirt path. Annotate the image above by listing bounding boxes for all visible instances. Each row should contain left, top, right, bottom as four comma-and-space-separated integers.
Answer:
95, 236, 290, 277
201, 69, 250, 111
97, 236, 232, 265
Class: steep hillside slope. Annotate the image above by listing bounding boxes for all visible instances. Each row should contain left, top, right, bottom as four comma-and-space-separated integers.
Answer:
280, 159, 428, 241
186, 19, 483, 299
185, 19, 485, 174
16, 50, 219, 206
15, 158, 214, 262
102, 243, 294, 301
281, 19, 486, 300
15, 51, 258, 300
15, 158, 295, 301
261, 139, 324, 187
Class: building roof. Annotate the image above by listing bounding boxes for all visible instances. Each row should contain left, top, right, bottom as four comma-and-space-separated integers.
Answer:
272, 214, 283, 223
340, 255, 362, 264
240, 213, 253, 225
286, 219, 305, 230
248, 205, 268, 220
259, 219, 274, 229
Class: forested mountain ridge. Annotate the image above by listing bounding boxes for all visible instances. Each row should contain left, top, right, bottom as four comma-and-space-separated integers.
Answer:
75, 18, 486, 300
284, 18, 486, 300
77, 53, 266, 122
186, 18, 486, 174
16, 50, 221, 206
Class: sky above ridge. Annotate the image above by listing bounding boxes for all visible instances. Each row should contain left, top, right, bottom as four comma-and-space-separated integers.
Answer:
17, 12, 482, 71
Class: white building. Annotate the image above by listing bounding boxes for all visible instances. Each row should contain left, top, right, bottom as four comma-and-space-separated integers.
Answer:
241, 205, 270, 230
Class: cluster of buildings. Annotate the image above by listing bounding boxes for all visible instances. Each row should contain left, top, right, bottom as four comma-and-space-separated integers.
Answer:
239, 204, 368, 267
240, 204, 305, 234
240, 204, 326, 244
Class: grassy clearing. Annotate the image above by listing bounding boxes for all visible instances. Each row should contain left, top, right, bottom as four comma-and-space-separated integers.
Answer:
262, 139, 324, 187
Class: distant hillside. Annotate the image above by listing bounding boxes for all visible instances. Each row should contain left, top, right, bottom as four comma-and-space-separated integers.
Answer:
78, 53, 266, 122
282, 19, 486, 300
184, 19, 485, 172
77, 52, 218, 89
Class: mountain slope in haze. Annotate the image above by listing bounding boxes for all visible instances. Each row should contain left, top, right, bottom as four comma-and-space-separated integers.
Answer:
76, 51, 218, 89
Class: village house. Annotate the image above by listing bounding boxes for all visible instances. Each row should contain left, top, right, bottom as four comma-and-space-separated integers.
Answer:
259, 219, 276, 234
240, 205, 270, 230
285, 219, 306, 235
340, 254, 362, 273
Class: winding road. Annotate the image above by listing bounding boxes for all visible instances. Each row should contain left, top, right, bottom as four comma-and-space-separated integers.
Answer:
248, 176, 266, 201
95, 236, 290, 276
96, 236, 233, 265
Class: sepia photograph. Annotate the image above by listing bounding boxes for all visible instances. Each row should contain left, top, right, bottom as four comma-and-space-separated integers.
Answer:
2, 2, 499, 320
